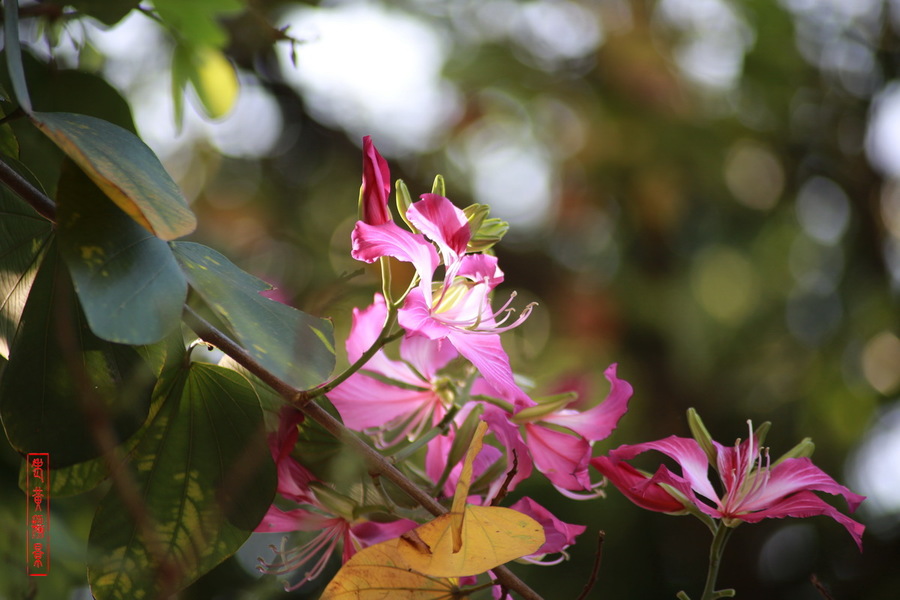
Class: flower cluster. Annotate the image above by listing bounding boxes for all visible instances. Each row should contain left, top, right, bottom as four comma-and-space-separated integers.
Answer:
256, 137, 865, 597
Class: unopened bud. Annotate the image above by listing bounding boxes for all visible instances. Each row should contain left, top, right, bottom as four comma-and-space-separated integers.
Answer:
395, 179, 417, 232
431, 173, 446, 196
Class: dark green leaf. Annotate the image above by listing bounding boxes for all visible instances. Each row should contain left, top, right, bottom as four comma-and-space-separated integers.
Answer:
30, 112, 196, 240
64, 0, 140, 26
173, 242, 335, 390
0, 106, 19, 159
0, 185, 52, 359
57, 161, 187, 344
2, 0, 33, 112
88, 363, 276, 600
0, 241, 155, 467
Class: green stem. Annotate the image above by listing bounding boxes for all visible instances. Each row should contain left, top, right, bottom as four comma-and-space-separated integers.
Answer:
388, 404, 459, 464
699, 524, 735, 600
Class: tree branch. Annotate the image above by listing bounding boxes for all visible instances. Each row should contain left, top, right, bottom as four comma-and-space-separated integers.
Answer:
0, 158, 57, 222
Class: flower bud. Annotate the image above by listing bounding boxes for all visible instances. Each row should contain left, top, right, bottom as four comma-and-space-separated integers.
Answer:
395, 179, 418, 232
431, 173, 446, 196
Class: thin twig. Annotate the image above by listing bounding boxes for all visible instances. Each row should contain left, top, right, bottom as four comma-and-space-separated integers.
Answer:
575, 530, 605, 600
810, 574, 836, 600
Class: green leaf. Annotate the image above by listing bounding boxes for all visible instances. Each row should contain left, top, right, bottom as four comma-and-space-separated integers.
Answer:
0, 241, 155, 467
0, 106, 20, 159
30, 112, 196, 240
88, 362, 276, 600
2, 0, 33, 112
173, 242, 335, 390
152, 0, 244, 49
56, 161, 187, 344
0, 185, 52, 359
65, 0, 141, 26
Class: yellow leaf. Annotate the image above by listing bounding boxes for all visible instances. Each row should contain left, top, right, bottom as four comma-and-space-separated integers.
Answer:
189, 47, 239, 120
398, 505, 544, 578
319, 538, 466, 600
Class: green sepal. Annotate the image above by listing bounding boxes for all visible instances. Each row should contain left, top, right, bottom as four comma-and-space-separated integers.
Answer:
773, 437, 815, 467
687, 407, 717, 465
510, 392, 577, 424
431, 173, 445, 196
395, 179, 417, 231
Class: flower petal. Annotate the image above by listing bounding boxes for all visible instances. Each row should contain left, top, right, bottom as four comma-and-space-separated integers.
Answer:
351, 221, 439, 285
406, 193, 471, 263
509, 496, 586, 555
525, 423, 593, 491
739, 457, 866, 515
736, 490, 865, 551
610, 436, 719, 503
591, 456, 689, 513
540, 363, 632, 442
447, 330, 525, 402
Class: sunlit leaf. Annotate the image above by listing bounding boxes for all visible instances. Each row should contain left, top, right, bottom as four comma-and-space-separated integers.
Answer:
173, 43, 240, 121
172, 242, 335, 390
88, 362, 276, 600
0, 187, 52, 359
56, 161, 187, 344
398, 422, 543, 577
0, 241, 155, 467
319, 538, 466, 600
30, 111, 196, 239
398, 505, 544, 578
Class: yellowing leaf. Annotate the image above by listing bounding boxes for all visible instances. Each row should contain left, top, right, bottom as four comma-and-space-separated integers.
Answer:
189, 47, 240, 120
398, 505, 544, 578
319, 538, 466, 600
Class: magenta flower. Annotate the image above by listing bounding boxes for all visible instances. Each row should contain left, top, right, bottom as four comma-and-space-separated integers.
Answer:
478, 364, 632, 495
351, 192, 533, 402
360, 135, 391, 225
328, 293, 457, 445
591, 425, 866, 550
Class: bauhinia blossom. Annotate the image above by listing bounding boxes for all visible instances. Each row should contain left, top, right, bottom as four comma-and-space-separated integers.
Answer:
359, 135, 391, 225
257, 417, 416, 588
350, 140, 532, 402
328, 293, 457, 445
591, 422, 865, 550
479, 364, 633, 495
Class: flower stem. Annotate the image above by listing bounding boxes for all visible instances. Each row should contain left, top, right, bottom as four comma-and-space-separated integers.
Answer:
699, 524, 735, 600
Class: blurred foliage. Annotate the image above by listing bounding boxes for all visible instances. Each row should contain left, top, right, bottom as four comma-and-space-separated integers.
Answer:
1, 0, 899, 599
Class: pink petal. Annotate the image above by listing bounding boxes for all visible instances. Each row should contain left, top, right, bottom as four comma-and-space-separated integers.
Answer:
736, 490, 865, 551
740, 457, 866, 514
351, 518, 419, 547
540, 363, 633, 442
591, 456, 688, 514
351, 221, 439, 286
398, 287, 451, 340
481, 406, 533, 495
509, 496, 586, 555
525, 423, 593, 491
610, 436, 719, 503
345, 295, 424, 385
255, 505, 332, 533
327, 372, 438, 431
361, 136, 391, 225
399, 333, 457, 379
447, 330, 526, 403
406, 193, 471, 263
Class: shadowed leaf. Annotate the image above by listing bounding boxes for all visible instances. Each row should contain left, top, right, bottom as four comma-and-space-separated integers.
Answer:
88, 363, 276, 600
57, 161, 187, 344
173, 242, 335, 390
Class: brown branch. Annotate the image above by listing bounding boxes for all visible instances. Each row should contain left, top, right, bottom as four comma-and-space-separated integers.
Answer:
0, 158, 57, 222
575, 530, 605, 600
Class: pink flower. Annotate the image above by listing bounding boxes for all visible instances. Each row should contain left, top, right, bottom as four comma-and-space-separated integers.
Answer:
328, 293, 457, 445
479, 364, 632, 495
351, 192, 533, 402
591, 426, 866, 550
360, 136, 391, 225
257, 439, 417, 589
